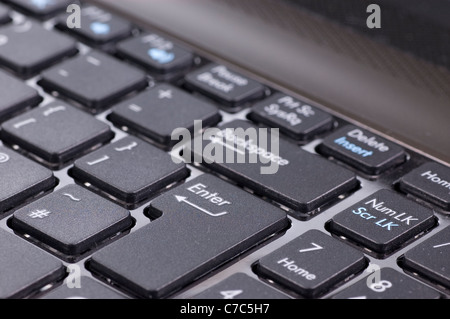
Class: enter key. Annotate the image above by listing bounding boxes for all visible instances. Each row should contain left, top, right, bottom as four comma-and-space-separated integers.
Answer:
88, 174, 289, 298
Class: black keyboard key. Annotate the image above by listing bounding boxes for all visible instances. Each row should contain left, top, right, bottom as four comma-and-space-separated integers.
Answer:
41, 276, 128, 299
5, 0, 73, 19
317, 125, 407, 175
401, 226, 450, 290
0, 21, 77, 76
248, 93, 333, 141
332, 268, 440, 299
1, 101, 114, 168
0, 228, 64, 298
108, 83, 220, 147
9, 184, 133, 257
398, 162, 450, 210
328, 189, 436, 257
0, 70, 41, 122
0, 3, 11, 24
39, 51, 147, 110
184, 63, 265, 110
89, 174, 289, 298
255, 230, 367, 298
188, 119, 358, 216
56, 4, 132, 45
116, 33, 194, 76
193, 273, 291, 299
71, 136, 189, 207
0, 146, 55, 216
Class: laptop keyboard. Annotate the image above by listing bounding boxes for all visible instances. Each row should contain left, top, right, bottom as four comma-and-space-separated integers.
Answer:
0, 0, 449, 299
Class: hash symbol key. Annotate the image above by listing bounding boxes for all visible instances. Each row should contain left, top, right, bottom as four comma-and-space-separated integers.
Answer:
9, 184, 133, 258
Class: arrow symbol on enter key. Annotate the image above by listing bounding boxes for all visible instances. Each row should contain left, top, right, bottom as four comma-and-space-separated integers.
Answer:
175, 195, 229, 217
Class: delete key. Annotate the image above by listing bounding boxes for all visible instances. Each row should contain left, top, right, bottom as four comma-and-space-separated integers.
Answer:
318, 125, 406, 175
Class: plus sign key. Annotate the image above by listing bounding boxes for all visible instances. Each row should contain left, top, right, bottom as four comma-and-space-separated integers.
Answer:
108, 83, 220, 147
328, 189, 436, 257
